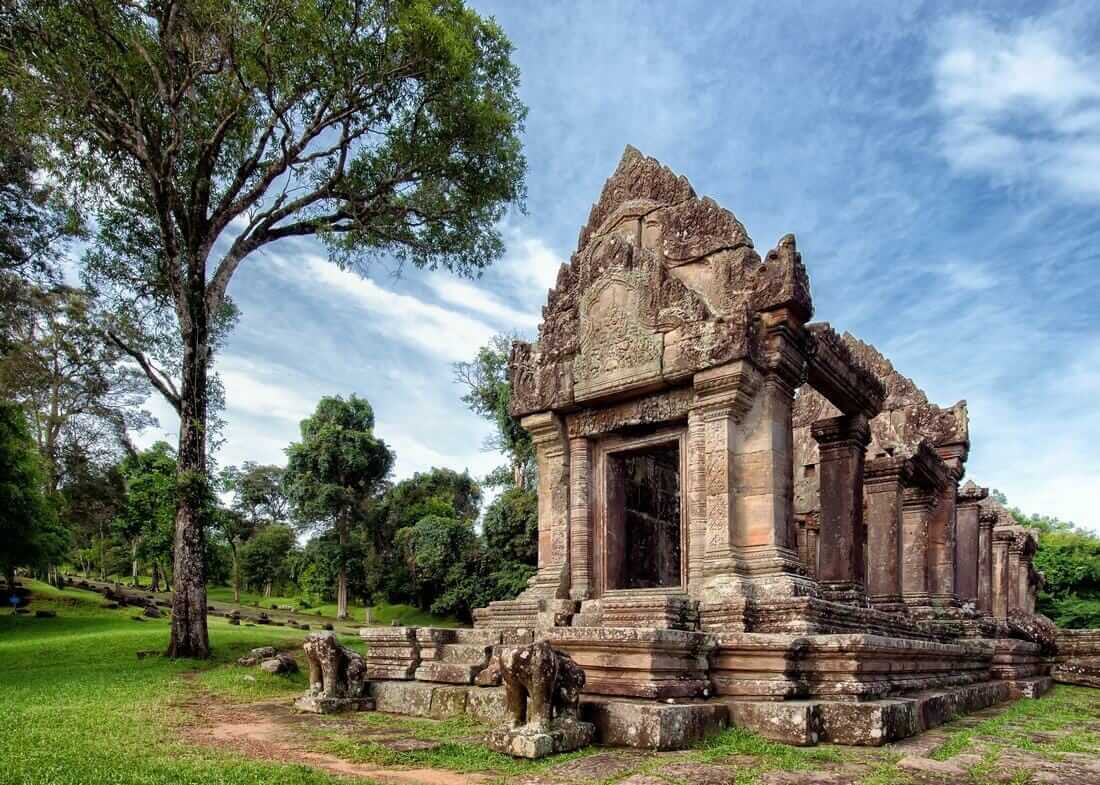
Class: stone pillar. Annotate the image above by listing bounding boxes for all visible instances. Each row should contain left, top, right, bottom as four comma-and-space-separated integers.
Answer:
992, 528, 1013, 619
797, 514, 819, 579
812, 414, 870, 604
955, 484, 988, 607
522, 412, 571, 599
901, 487, 936, 608
977, 508, 997, 614
568, 437, 592, 601
927, 479, 960, 607
686, 410, 707, 598
1008, 539, 1025, 615
864, 457, 909, 613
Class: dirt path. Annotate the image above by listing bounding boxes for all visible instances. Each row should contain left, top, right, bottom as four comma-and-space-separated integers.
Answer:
176, 687, 489, 785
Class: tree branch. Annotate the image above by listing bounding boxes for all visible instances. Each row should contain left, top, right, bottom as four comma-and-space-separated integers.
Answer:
106, 330, 182, 414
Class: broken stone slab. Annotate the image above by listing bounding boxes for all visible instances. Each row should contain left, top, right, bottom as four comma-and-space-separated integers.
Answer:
34, 610, 56, 618
293, 695, 374, 714
1052, 658, 1100, 689
142, 606, 162, 618
581, 698, 727, 750
486, 718, 595, 759
259, 654, 298, 675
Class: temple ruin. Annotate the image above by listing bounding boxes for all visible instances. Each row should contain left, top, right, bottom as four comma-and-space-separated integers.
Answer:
360, 147, 1057, 748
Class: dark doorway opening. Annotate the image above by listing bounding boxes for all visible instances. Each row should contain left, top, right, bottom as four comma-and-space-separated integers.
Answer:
606, 441, 682, 590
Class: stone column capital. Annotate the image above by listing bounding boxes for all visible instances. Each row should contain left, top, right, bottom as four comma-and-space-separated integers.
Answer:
692, 360, 763, 423
978, 508, 998, 528
902, 486, 938, 514
811, 413, 870, 451
521, 411, 567, 455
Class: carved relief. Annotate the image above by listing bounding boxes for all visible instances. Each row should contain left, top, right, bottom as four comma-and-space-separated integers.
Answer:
509, 146, 815, 417
574, 269, 662, 401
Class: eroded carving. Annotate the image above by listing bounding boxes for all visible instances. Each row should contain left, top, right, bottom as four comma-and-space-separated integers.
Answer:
486, 640, 594, 758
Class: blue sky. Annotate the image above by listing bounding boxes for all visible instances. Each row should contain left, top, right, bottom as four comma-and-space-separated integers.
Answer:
133, 1, 1100, 530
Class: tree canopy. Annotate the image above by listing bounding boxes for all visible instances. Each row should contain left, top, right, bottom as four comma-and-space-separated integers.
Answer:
4, 0, 526, 656
286, 394, 394, 619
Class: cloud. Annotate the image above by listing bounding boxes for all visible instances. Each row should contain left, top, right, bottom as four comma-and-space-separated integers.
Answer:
278, 255, 498, 363
932, 13, 1100, 200
425, 276, 539, 330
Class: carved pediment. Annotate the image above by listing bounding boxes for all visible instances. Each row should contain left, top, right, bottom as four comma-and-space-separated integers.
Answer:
510, 146, 814, 417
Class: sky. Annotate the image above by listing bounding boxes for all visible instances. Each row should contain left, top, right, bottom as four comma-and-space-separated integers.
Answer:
131, 1, 1100, 530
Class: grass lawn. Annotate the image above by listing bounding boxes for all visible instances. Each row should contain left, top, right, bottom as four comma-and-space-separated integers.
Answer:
0, 580, 357, 785
204, 585, 458, 627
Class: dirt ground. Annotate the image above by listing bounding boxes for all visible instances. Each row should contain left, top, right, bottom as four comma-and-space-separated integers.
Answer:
176, 684, 1100, 785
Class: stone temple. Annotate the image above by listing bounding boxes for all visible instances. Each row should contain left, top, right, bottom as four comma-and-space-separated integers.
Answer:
360, 147, 1058, 748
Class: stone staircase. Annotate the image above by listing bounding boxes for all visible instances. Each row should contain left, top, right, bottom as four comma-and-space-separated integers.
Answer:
413, 628, 501, 684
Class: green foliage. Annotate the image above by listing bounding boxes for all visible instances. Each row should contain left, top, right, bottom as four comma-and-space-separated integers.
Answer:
239, 524, 298, 596
221, 462, 289, 526
482, 486, 538, 565
286, 396, 394, 531
454, 335, 534, 488
398, 515, 482, 617
1006, 502, 1100, 628
114, 442, 177, 572
0, 401, 65, 585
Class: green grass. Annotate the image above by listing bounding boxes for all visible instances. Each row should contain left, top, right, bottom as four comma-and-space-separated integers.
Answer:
0, 580, 361, 785
929, 685, 1100, 762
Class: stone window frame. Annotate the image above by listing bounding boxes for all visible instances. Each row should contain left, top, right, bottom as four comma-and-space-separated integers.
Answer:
591, 426, 689, 598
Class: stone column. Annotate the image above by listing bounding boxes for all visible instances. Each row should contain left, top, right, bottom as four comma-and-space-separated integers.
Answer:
901, 487, 936, 608
927, 479, 960, 607
797, 514, 819, 579
1008, 538, 1025, 615
812, 414, 870, 604
521, 412, 571, 599
568, 437, 592, 601
686, 410, 707, 598
864, 457, 909, 613
992, 528, 1013, 619
955, 484, 988, 607
977, 508, 997, 614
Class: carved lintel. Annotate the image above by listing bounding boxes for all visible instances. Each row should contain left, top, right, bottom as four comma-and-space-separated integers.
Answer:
805, 322, 885, 420
811, 413, 871, 452
692, 360, 762, 421
566, 388, 693, 438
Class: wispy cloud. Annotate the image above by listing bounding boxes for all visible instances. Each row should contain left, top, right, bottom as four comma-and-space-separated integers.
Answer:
932, 13, 1100, 200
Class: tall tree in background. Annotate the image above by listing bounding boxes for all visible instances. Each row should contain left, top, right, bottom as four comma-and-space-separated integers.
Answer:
0, 402, 66, 593
6, 0, 526, 656
286, 395, 394, 620
219, 462, 288, 602
115, 441, 178, 589
0, 286, 153, 491
454, 335, 533, 489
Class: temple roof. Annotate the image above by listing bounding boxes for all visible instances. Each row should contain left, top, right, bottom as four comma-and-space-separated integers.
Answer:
509, 146, 814, 417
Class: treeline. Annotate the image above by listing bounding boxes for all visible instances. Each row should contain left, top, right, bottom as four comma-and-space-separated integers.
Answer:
2, 307, 538, 623
1000, 496, 1100, 629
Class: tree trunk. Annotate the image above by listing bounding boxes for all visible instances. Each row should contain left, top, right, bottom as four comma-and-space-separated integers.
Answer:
167, 312, 211, 659
264, 581, 271, 598
337, 518, 349, 620
5, 564, 15, 595
131, 540, 139, 587
151, 560, 160, 593
231, 543, 240, 604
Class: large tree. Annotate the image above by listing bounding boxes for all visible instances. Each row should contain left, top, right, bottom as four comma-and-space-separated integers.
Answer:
285, 395, 394, 620
5, 0, 525, 656
0, 285, 154, 492
115, 441, 178, 589
218, 462, 288, 601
